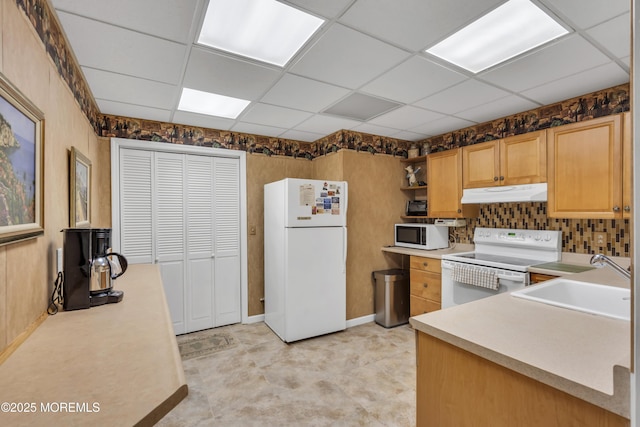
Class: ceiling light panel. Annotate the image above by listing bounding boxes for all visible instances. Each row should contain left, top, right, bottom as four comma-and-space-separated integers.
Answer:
198, 0, 324, 67
426, 0, 569, 73
178, 88, 250, 119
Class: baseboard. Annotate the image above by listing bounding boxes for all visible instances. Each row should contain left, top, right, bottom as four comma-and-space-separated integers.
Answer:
244, 314, 265, 324
346, 314, 375, 328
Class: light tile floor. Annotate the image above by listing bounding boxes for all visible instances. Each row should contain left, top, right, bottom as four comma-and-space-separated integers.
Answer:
158, 322, 416, 426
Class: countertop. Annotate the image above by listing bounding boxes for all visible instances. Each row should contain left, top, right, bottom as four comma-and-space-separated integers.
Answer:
529, 252, 630, 276
0, 264, 187, 426
381, 243, 474, 259
410, 267, 631, 418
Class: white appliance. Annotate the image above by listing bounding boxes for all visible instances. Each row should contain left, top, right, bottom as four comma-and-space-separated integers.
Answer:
264, 178, 347, 342
394, 223, 449, 250
461, 183, 548, 204
441, 227, 561, 308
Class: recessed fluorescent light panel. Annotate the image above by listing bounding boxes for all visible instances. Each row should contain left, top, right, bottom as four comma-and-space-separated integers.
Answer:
198, 0, 324, 67
178, 88, 250, 119
426, 0, 569, 73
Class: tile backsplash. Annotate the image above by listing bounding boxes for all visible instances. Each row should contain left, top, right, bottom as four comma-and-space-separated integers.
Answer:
451, 202, 629, 257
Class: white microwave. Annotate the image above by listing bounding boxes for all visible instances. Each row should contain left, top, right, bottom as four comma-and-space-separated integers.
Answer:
394, 224, 448, 250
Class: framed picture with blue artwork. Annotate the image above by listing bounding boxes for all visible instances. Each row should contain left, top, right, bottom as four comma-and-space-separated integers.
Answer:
69, 147, 91, 228
0, 72, 44, 246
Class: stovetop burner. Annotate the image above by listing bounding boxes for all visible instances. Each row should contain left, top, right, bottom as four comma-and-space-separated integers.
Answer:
452, 252, 546, 267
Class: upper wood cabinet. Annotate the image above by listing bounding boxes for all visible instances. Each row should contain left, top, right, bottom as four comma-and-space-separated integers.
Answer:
427, 148, 479, 218
462, 131, 547, 189
623, 112, 632, 219
547, 114, 623, 219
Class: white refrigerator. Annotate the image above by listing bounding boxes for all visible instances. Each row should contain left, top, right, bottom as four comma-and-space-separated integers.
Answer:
264, 178, 347, 343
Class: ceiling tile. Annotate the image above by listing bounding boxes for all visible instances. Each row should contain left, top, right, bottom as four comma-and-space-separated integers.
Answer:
411, 116, 476, 136
240, 103, 313, 128
361, 56, 467, 103
323, 93, 400, 120
339, 0, 505, 51
55, 11, 186, 84
293, 114, 360, 134
455, 95, 539, 123
96, 99, 172, 122
231, 122, 286, 138
172, 110, 235, 130
541, 0, 629, 29
414, 80, 510, 114
52, 0, 200, 44
279, 129, 326, 142
283, 0, 353, 19
586, 13, 630, 59
290, 24, 409, 89
350, 123, 406, 138
480, 35, 611, 92
261, 74, 350, 112
369, 105, 444, 130
82, 67, 178, 110
392, 130, 431, 142
183, 48, 281, 101
521, 62, 629, 105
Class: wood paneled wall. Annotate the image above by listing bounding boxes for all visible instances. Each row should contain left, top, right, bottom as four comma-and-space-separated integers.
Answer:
0, 2, 110, 354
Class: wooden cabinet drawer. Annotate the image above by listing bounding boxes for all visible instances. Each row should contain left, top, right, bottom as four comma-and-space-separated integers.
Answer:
410, 295, 440, 316
410, 271, 441, 301
410, 256, 442, 274
530, 272, 559, 284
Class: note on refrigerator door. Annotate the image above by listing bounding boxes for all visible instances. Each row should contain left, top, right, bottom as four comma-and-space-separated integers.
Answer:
299, 184, 315, 206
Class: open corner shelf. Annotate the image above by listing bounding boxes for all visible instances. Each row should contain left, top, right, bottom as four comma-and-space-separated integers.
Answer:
400, 155, 427, 164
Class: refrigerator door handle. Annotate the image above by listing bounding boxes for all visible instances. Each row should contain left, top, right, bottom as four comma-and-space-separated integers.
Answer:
343, 228, 347, 273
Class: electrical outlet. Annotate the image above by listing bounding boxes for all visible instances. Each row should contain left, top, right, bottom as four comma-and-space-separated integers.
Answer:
594, 232, 607, 246
56, 248, 63, 273
250, 225, 256, 235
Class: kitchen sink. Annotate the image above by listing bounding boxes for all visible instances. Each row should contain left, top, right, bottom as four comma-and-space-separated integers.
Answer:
511, 279, 630, 321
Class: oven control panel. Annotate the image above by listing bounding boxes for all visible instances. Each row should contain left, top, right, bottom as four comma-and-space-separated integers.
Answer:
473, 227, 561, 250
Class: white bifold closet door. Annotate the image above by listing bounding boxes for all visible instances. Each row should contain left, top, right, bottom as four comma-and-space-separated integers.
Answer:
118, 148, 241, 335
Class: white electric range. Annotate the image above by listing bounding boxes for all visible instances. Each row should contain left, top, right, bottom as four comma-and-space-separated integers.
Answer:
441, 227, 562, 308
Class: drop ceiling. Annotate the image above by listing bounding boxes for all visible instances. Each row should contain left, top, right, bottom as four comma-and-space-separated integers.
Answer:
50, 0, 630, 142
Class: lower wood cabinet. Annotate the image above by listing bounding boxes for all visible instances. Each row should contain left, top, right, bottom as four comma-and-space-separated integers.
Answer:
530, 272, 560, 284
416, 332, 629, 427
410, 256, 441, 316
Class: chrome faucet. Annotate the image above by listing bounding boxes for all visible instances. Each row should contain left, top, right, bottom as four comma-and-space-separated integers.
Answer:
590, 254, 631, 280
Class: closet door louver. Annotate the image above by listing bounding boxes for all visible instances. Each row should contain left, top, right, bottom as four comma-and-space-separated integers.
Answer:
185, 155, 215, 332
213, 157, 241, 326
119, 149, 153, 264
154, 152, 186, 334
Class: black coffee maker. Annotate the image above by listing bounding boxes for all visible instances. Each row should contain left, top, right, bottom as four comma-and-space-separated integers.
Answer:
62, 228, 128, 310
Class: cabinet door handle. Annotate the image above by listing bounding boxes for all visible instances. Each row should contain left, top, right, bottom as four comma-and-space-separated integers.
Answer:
613, 206, 621, 212
624, 205, 631, 212
493, 176, 498, 181
457, 209, 462, 213
499, 176, 504, 181
423, 283, 429, 288
422, 262, 428, 267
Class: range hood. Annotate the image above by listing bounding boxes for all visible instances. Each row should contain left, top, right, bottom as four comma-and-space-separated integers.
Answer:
461, 183, 547, 204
